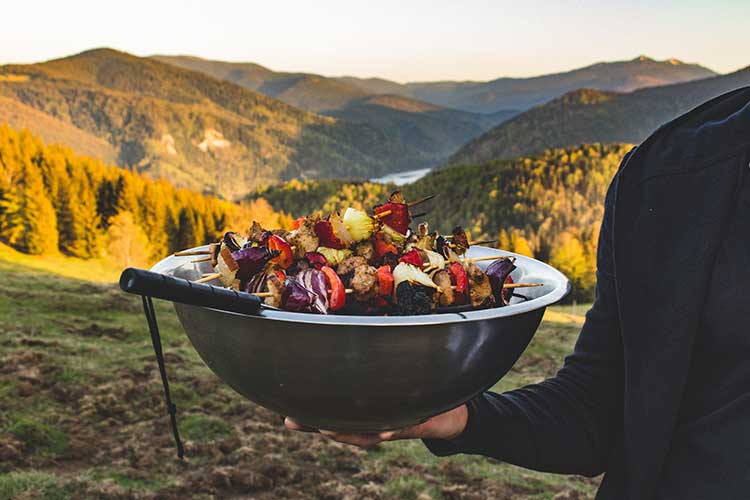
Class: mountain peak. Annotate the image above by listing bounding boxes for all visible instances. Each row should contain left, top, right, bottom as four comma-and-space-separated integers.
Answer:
666, 58, 684, 65
634, 55, 654, 62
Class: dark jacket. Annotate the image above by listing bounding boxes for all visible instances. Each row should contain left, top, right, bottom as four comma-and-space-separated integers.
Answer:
425, 87, 750, 499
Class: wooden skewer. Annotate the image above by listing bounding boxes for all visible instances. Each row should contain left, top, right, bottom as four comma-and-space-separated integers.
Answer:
175, 249, 212, 256
195, 273, 221, 284
407, 194, 436, 207
373, 209, 392, 219
191, 256, 212, 263
447, 282, 542, 290
503, 283, 543, 289
465, 255, 516, 263
252, 288, 354, 298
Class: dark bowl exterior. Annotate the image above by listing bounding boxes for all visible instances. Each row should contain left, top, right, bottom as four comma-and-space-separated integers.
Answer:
175, 303, 544, 431
153, 245, 569, 432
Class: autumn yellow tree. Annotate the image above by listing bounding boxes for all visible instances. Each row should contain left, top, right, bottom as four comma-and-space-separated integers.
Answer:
106, 211, 152, 268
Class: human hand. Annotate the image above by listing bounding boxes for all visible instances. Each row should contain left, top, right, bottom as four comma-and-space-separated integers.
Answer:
284, 404, 468, 448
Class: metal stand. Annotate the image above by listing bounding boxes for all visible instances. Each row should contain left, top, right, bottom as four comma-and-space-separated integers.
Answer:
141, 295, 185, 460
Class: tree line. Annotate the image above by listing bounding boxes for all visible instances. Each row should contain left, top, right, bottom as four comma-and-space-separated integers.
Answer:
249, 143, 632, 301
0, 125, 289, 267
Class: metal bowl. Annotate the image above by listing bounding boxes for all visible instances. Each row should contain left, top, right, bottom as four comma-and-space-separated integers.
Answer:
151, 246, 570, 432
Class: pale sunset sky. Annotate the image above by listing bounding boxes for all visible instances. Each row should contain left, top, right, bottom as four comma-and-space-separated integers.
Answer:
1, 0, 748, 82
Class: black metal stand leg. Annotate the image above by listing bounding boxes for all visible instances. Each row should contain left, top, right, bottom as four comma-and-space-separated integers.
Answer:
141, 295, 185, 460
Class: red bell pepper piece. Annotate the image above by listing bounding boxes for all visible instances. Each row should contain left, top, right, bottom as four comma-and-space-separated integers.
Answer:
399, 249, 423, 267
267, 234, 294, 269
274, 269, 286, 281
314, 220, 346, 249
449, 262, 468, 305
374, 202, 410, 235
291, 217, 305, 230
305, 251, 328, 270
374, 232, 398, 258
377, 265, 394, 297
321, 266, 346, 312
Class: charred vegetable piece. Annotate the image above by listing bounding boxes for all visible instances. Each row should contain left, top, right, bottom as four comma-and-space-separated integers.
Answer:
374, 232, 398, 258
217, 246, 240, 288
314, 220, 346, 249
503, 274, 514, 303
247, 222, 270, 246
389, 191, 406, 204
244, 271, 268, 294
330, 213, 355, 247
351, 265, 379, 301
485, 257, 517, 306
231, 246, 277, 282
399, 248, 423, 267
281, 280, 321, 314
321, 266, 346, 312
305, 251, 328, 270
433, 269, 454, 307
222, 232, 247, 252
448, 262, 468, 305
374, 202, 410, 235
267, 234, 294, 269
414, 222, 436, 251
343, 208, 377, 242
422, 249, 446, 270
466, 262, 495, 309
395, 281, 434, 316
316, 246, 352, 267
264, 274, 286, 308
392, 262, 437, 292
377, 265, 394, 298
436, 235, 449, 257
451, 226, 470, 255
297, 269, 328, 313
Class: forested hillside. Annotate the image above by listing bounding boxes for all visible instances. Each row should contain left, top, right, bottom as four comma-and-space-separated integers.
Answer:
448, 67, 750, 165
0, 49, 432, 199
154, 55, 510, 164
0, 125, 288, 266
249, 143, 632, 299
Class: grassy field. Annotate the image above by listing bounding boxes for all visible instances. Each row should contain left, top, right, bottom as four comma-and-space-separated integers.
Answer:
0, 245, 597, 499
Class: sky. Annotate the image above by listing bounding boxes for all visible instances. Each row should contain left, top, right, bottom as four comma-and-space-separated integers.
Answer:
1, 0, 748, 82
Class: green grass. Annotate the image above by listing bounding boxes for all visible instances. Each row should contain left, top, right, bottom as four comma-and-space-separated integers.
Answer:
181, 414, 235, 443
0, 250, 598, 499
7, 420, 68, 456
0, 472, 86, 500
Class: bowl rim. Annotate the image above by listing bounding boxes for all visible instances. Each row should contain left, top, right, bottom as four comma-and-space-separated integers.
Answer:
152, 245, 571, 327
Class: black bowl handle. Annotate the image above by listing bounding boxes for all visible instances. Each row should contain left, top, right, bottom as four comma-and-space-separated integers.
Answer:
119, 267, 263, 315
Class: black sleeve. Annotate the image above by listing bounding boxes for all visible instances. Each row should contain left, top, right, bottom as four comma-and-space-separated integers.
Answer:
423, 165, 627, 477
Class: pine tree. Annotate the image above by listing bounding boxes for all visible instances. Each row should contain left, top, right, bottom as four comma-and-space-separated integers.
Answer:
11, 161, 59, 254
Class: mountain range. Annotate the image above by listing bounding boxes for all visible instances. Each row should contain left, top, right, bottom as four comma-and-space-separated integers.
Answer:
0, 49, 455, 199
448, 66, 750, 166
156, 55, 716, 115
0, 49, 739, 201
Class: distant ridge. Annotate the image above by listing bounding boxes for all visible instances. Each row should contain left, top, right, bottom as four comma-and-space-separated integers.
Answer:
446, 67, 750, 166
337, 56, 718, 113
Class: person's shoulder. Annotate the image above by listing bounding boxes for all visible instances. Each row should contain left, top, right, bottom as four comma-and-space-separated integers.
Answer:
634, 87, 750, 181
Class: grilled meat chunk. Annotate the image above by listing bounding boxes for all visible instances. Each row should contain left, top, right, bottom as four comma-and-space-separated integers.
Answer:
336, 256, 367, 277
288, 218, 319, 259
466, 262, 495, 308
354, 240, 375, 263
433, 269, 454, 307
264, 274, 286, 308
351, 265, 379, 301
